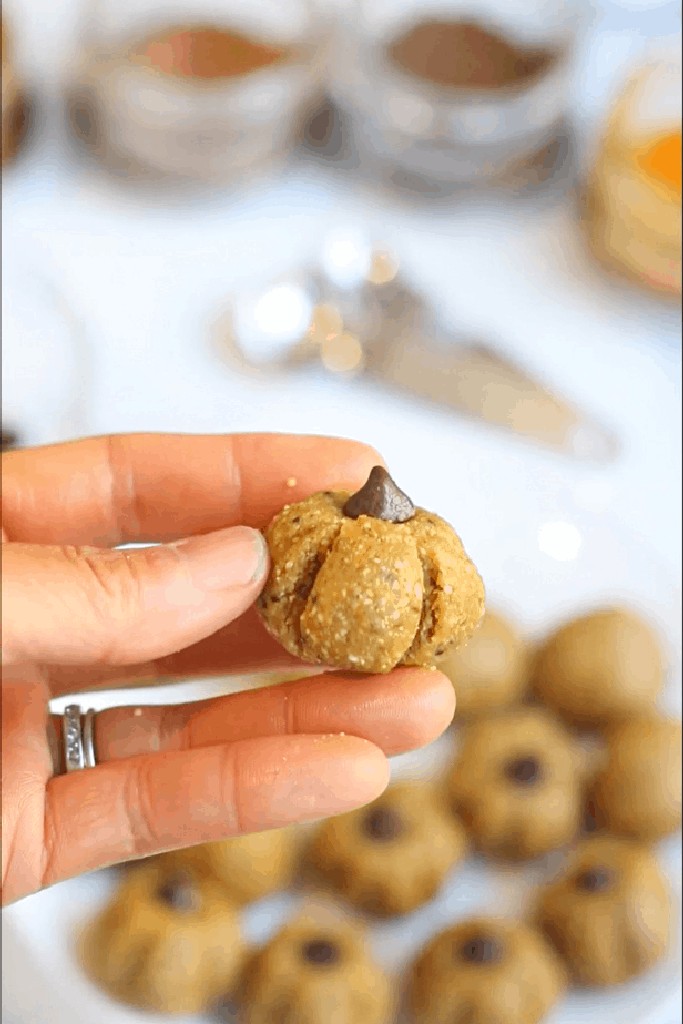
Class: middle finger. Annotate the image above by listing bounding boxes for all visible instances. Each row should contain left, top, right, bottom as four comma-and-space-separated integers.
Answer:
91, 667, 455, 763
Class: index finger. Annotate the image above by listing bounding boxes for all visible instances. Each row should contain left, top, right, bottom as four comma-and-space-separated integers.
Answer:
1, 433, 382, 546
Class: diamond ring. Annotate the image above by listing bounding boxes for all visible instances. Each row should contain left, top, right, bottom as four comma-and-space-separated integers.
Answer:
62, 704, 98, 773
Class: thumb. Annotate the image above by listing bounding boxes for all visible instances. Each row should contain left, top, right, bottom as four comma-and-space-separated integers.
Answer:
1, 527, 269, 667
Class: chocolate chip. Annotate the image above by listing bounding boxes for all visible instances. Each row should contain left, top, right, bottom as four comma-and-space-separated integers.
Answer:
68, 88, 98, 143
210, 993, 239, 1021
304, 97, 342, 154
292, 516, 301, 524
504, 755, 542, 786
301, 939, 340, 965
362, 806, 405, 841
342, 466, 415, 523
459, 936, 503, 964
575, 867, 614, 893
156, 873, 201, 912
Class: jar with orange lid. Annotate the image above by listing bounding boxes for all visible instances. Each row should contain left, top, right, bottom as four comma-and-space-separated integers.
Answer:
583, 45, 681, 299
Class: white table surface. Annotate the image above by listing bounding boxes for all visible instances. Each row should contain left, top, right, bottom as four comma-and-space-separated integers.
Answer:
1, 1, 682, 1021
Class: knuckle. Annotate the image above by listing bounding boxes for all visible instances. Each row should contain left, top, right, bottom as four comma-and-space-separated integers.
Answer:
58, 542, 184, 665
159, 704, 188, 753
132, 543, 184, 579
41, 798, 61, 890
104, 433, 143, 542
217, 744, 243, 834
62, 546, 140, 654
2, 778, 45, 898
280, 690, 299, 736
122, 761, 159, 857
62, 543, 179, 619
64, 544, 131, 602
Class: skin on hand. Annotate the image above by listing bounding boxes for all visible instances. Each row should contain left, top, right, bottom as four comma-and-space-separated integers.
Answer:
1, 433, 455, 905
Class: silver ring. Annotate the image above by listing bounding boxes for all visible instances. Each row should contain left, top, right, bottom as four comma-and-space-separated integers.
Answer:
63, 705, 97, 772
83, 707, 97, 769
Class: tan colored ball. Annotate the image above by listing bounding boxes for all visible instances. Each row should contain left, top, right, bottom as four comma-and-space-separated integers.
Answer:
590, 715, 682, 841
80, 861, 245, 1015
307, 781, 468, 916
158, 826, 299, 905
536, 837, 670, 986
409, 916, 566, 1024
257, 467, 485, 675
241, 909, 393, 1024
532, 607, 664, 727
446, 707, 583, 860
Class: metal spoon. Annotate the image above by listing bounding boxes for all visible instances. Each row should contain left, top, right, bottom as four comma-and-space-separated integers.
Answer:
213, 228, 619, 462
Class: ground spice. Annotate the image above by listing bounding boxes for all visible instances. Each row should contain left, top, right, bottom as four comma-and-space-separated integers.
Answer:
133, 26, 289, 80
388, 20, 558, 90
636, 131, 682, 194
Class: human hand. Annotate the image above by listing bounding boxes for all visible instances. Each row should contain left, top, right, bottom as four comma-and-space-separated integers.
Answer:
1, 433, 455, 905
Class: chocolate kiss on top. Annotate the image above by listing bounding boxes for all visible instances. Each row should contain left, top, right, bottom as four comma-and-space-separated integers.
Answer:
504, 755, 542, 786
342, 466, 415, 523
362, 805, 405, 841
575, 866, 614, 893
301, 938, 340, 965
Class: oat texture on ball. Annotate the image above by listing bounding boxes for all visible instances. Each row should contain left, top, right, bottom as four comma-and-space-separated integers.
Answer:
257, 466, 485, 674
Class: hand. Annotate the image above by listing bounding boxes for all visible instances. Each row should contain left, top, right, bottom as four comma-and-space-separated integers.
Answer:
1, 433, 454, 905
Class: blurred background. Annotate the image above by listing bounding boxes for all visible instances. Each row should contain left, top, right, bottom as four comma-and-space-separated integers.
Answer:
2, 0, 681, 571
1, 0, 682, 1021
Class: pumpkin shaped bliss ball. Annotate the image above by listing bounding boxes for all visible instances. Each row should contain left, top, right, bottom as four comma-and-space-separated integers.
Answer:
257, 467, 485, 674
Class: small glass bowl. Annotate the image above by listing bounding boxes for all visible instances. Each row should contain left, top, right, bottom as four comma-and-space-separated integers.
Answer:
67, 0, 328, 185
327, 0, 581, 192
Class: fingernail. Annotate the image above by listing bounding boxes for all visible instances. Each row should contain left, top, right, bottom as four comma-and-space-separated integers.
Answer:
175, 526, 269, 591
